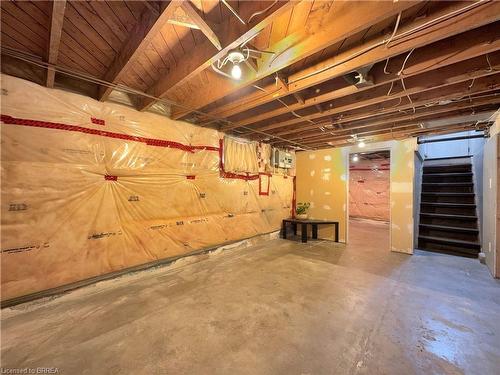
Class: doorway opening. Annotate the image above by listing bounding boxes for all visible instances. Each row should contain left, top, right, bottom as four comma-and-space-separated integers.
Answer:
348, 150, 391, 249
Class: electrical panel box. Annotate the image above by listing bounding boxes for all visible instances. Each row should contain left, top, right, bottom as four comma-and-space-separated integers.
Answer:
271, 149, 294, 169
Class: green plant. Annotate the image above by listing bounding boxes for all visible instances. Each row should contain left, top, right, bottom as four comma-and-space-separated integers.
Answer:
296, 202, 310, 215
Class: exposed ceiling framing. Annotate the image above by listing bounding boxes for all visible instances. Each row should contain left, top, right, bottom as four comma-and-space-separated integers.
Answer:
1, 0, 499, 150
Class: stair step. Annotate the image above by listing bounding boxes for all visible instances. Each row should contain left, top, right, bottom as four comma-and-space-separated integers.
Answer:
420, 202, 476, 207
422, 182, 473, 186
419, 224, 479, 233
418, 235, 480, 248
420, 213, 477, 220
424, 156, 472, 161
421, 192, 475, 196
423, 164, 471, 173
422, 172, 473, 177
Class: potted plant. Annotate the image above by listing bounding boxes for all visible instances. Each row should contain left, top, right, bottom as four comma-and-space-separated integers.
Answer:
295, 202, 311, 220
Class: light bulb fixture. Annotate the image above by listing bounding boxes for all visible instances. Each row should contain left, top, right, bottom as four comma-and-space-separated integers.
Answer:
231, 64, 242, 80
358, 140, 366, 148
226, 50, 245, 80
352, 154, 359, 162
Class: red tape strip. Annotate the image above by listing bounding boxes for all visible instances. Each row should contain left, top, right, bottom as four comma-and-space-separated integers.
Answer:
1, 115, 219, 154
91, 117, 105, 126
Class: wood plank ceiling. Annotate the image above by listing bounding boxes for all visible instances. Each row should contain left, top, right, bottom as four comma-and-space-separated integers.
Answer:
1, 0, 499, 150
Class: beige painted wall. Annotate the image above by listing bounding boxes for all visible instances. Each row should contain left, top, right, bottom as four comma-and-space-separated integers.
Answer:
296, 139, 417, 254
296, 148, 348, 242
482, 113, 500, 277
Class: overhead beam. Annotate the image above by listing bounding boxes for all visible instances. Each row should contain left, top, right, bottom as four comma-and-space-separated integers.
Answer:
252, 61, 500, 133
46, 0, 66, 88
180, 1, 221, 50
305, 121, 491, 149
214, 2, 500, 127
283, 96, 500, 142
252, 87, 499, 144
138, 1, 295, 111
272, 89, 500, 138
98, 1, 180, 101
284, 103, 499, 145
221, 23, 500, 130
170, 0, 419, 119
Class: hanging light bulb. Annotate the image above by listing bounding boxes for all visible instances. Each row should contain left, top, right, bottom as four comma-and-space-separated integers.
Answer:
352, 154, 359, 162
358, 140, 366, 148
231, 63, 242, 80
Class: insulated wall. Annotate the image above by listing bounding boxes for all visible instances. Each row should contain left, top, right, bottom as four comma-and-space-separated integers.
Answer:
349, 159, 390, 221
0, 75, 294, 301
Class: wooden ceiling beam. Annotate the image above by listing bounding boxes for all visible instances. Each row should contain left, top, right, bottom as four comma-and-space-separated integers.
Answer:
222, 23, 500, 129
271, 90, 500, 138
284, 105, 499, 145
98, 1, 180, 102
180, 1, 221, 50
252, 61, 500, 133
46, 0, 66, 88
251, 86, 500, 144
214, 2, 500, 127
170, 0, 419, 119
304, 121, 489, 149
282, 96, 500, 142
138, 1, 294, 111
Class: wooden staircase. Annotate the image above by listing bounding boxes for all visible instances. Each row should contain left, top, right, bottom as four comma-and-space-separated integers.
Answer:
417, 162, 481, 257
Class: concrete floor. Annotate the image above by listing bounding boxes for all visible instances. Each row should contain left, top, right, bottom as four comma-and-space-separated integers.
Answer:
2, 219, 500, 374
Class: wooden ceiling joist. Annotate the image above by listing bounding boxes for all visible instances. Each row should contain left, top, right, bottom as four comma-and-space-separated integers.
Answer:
250, 62, 500, 134
282, 96, 500, 143
266, 88, 500, 147
280, 104, 499, 146
138, 1, 295, 111
170, 0, 419, 119
179, 1, 221, 50
302, 120, 490, 149
222, 23, 500, 130
214, 2, 500, 129
98, 1, 180, 102
46, 0, 66, 88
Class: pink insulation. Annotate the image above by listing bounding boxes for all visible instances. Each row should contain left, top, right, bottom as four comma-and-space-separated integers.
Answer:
349, 159, 390, 221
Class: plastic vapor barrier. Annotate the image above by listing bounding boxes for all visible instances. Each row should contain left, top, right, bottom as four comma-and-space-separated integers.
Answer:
0, 75, 294, 302
349, 160, 390, 221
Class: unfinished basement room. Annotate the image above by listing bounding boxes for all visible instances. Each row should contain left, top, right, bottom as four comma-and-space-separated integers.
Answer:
1, 0, 500, 374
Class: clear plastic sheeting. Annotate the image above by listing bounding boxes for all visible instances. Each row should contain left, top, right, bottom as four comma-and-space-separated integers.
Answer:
223, 136, 259, 173
0, 75, 293, 301
349, 160, 390, 221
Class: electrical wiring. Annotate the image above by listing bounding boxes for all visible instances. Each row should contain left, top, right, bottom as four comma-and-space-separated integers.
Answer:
287, 0, 488, 86
383, 58, 391, 74
252, 82, 317, 126
387, 81, 395, 96
386, 1, 487, 48
385, 12, 402, 48
397, 48, 415, 76
391, 48, 417, 113
468, 77, 476, 89
400, 77, 415, 114
485, 53, 499, 72
247, 0, 278, 23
